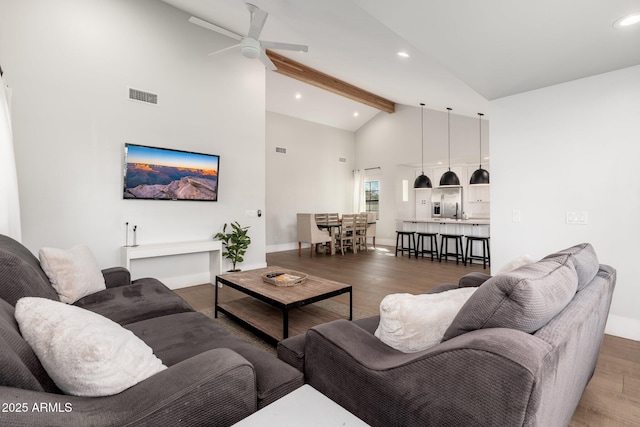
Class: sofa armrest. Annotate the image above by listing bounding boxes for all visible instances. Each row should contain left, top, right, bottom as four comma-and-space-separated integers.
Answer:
278, 315, 382, 373
278, 333, 307, 373
305, 319, 552, 427
458, 271, 492, 287
0, 348, 257, 427
425, 283, 458, 293
425, 272, 491, 295
101, 267, 131, 288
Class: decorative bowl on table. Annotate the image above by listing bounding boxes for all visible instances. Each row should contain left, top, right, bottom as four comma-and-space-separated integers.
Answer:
262, 270, 308, 287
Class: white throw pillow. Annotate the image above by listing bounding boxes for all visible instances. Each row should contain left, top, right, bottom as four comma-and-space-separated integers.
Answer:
374, 287, 477, 353
496, 255, 536, 275
15, 297, 167, 397
39, 244, 106, 303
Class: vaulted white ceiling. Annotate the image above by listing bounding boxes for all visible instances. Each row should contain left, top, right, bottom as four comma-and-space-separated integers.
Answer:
161, 0, 640, 131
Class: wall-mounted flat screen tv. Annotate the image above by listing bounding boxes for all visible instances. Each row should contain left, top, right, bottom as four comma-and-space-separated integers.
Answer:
123, 143, 219, 201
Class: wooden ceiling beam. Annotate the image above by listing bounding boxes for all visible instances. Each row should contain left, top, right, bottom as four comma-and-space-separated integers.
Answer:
266, 50, 395, 114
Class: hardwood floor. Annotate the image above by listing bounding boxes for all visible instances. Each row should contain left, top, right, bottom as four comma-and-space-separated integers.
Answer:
176, 245, 640, 426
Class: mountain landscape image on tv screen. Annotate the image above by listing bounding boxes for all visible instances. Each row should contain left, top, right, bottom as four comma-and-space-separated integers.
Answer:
123, 144, 219, 201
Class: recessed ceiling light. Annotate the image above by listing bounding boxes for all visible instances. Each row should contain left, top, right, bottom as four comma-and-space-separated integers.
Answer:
614, 13, 640, 28
397, 51, 410, 58
353, 112, 359, 117
295, 93, 302, 100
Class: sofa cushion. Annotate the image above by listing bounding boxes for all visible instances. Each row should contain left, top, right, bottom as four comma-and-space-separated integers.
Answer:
0, 299, 59, 393
443, 257, 578, 340
73, 277, 194, 325
15, 297, 167, 397
543, 243, 599, 291
125, 311, 304, 408
38, 245, 106, 304
0, 235, 59, 306
374, 288, 477, 353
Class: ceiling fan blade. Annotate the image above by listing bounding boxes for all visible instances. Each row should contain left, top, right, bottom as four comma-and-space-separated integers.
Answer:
261, 41, 308, 53
247, 7, 268, 40
259, 50, 277, 71
189, 16, 242, 41
208, 43, 241, 56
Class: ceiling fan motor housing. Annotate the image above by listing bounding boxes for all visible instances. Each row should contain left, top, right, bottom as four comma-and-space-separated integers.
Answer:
241, 38, 261, 59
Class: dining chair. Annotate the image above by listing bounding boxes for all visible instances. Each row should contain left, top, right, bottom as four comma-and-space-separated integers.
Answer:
365, 212, 377, 248
297, 213, 332, 257
327, 213, 339, 224
337, 214, 356, 255
314, 213, 329, 227
325, 213, 342, 255
355, 213, 369, 252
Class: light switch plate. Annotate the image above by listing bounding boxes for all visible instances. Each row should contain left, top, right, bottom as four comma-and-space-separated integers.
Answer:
566, 211, 588, 225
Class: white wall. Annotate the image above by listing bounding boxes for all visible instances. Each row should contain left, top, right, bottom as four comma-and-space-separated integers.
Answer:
355, 105, 490, 245
0, 0, 267, 285
490, 65, 640, 341
265, 111, 354, 252
0, 76, 21, 242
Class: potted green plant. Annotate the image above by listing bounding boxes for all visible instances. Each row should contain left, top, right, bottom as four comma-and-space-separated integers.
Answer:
214, 221, 251, 272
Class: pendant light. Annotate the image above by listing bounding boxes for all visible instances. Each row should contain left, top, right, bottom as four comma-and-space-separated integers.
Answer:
470, 112, 490, 185
439, 107, 460, 186
414, 103, 433, 188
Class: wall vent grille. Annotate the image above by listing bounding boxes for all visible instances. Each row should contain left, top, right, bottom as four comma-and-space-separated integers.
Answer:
275, 147, 287, 154
129, 88, 158, 105
339, 157, 347, 163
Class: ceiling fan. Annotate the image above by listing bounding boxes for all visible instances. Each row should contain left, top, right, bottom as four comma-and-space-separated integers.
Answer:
189, 3, 308, 71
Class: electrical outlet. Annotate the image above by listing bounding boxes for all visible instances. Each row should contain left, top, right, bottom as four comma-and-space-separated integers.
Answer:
566, 211, 588, 225
512, 210, 522, 222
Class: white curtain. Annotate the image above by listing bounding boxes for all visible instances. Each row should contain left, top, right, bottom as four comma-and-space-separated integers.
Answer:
0, 74, 22, 242
353, 169, 366, 214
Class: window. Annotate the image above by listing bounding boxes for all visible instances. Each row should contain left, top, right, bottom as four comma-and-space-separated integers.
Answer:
365, 180, 379, 219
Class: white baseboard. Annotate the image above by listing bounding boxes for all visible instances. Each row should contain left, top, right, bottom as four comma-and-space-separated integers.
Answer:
237, 261, 268, 271
376, 238, 397, 247
157, 261, 268, 290
605, 314, 640, 341
267, 242, 298, 253
160, 272, 212, 290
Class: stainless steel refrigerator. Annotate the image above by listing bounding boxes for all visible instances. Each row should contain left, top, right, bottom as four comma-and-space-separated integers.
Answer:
431, 187, 463, 219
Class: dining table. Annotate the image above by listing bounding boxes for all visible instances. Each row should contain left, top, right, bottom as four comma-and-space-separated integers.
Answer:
315, 213, 376, 255
317, 221, 342, 255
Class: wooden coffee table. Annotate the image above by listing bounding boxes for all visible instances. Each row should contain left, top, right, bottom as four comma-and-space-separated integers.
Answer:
215, 267, 352, 343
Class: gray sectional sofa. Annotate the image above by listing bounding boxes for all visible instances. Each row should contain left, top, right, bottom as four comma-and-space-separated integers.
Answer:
0, 234, 303, 426
278, 243, 616, 427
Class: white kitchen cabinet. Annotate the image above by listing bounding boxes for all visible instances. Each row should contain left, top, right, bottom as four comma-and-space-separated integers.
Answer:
466, 165, 490, 202
415, 188, 431, 218
468, 185, 490, 202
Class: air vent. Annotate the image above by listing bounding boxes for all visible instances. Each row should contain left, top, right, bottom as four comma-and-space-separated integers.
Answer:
275, 147, 287, 154
128, 88, 158, 105
339, 157, 347, 163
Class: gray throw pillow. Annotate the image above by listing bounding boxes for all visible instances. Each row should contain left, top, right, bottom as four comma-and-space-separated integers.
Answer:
443, 257, 578, 341
542, 243, 599, 291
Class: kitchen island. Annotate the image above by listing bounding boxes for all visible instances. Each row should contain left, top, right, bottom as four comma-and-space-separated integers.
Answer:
397, 218, 490, 265
397, 218, 490, 237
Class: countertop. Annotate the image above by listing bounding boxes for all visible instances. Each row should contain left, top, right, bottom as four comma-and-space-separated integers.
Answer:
399, 218, 490, 225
